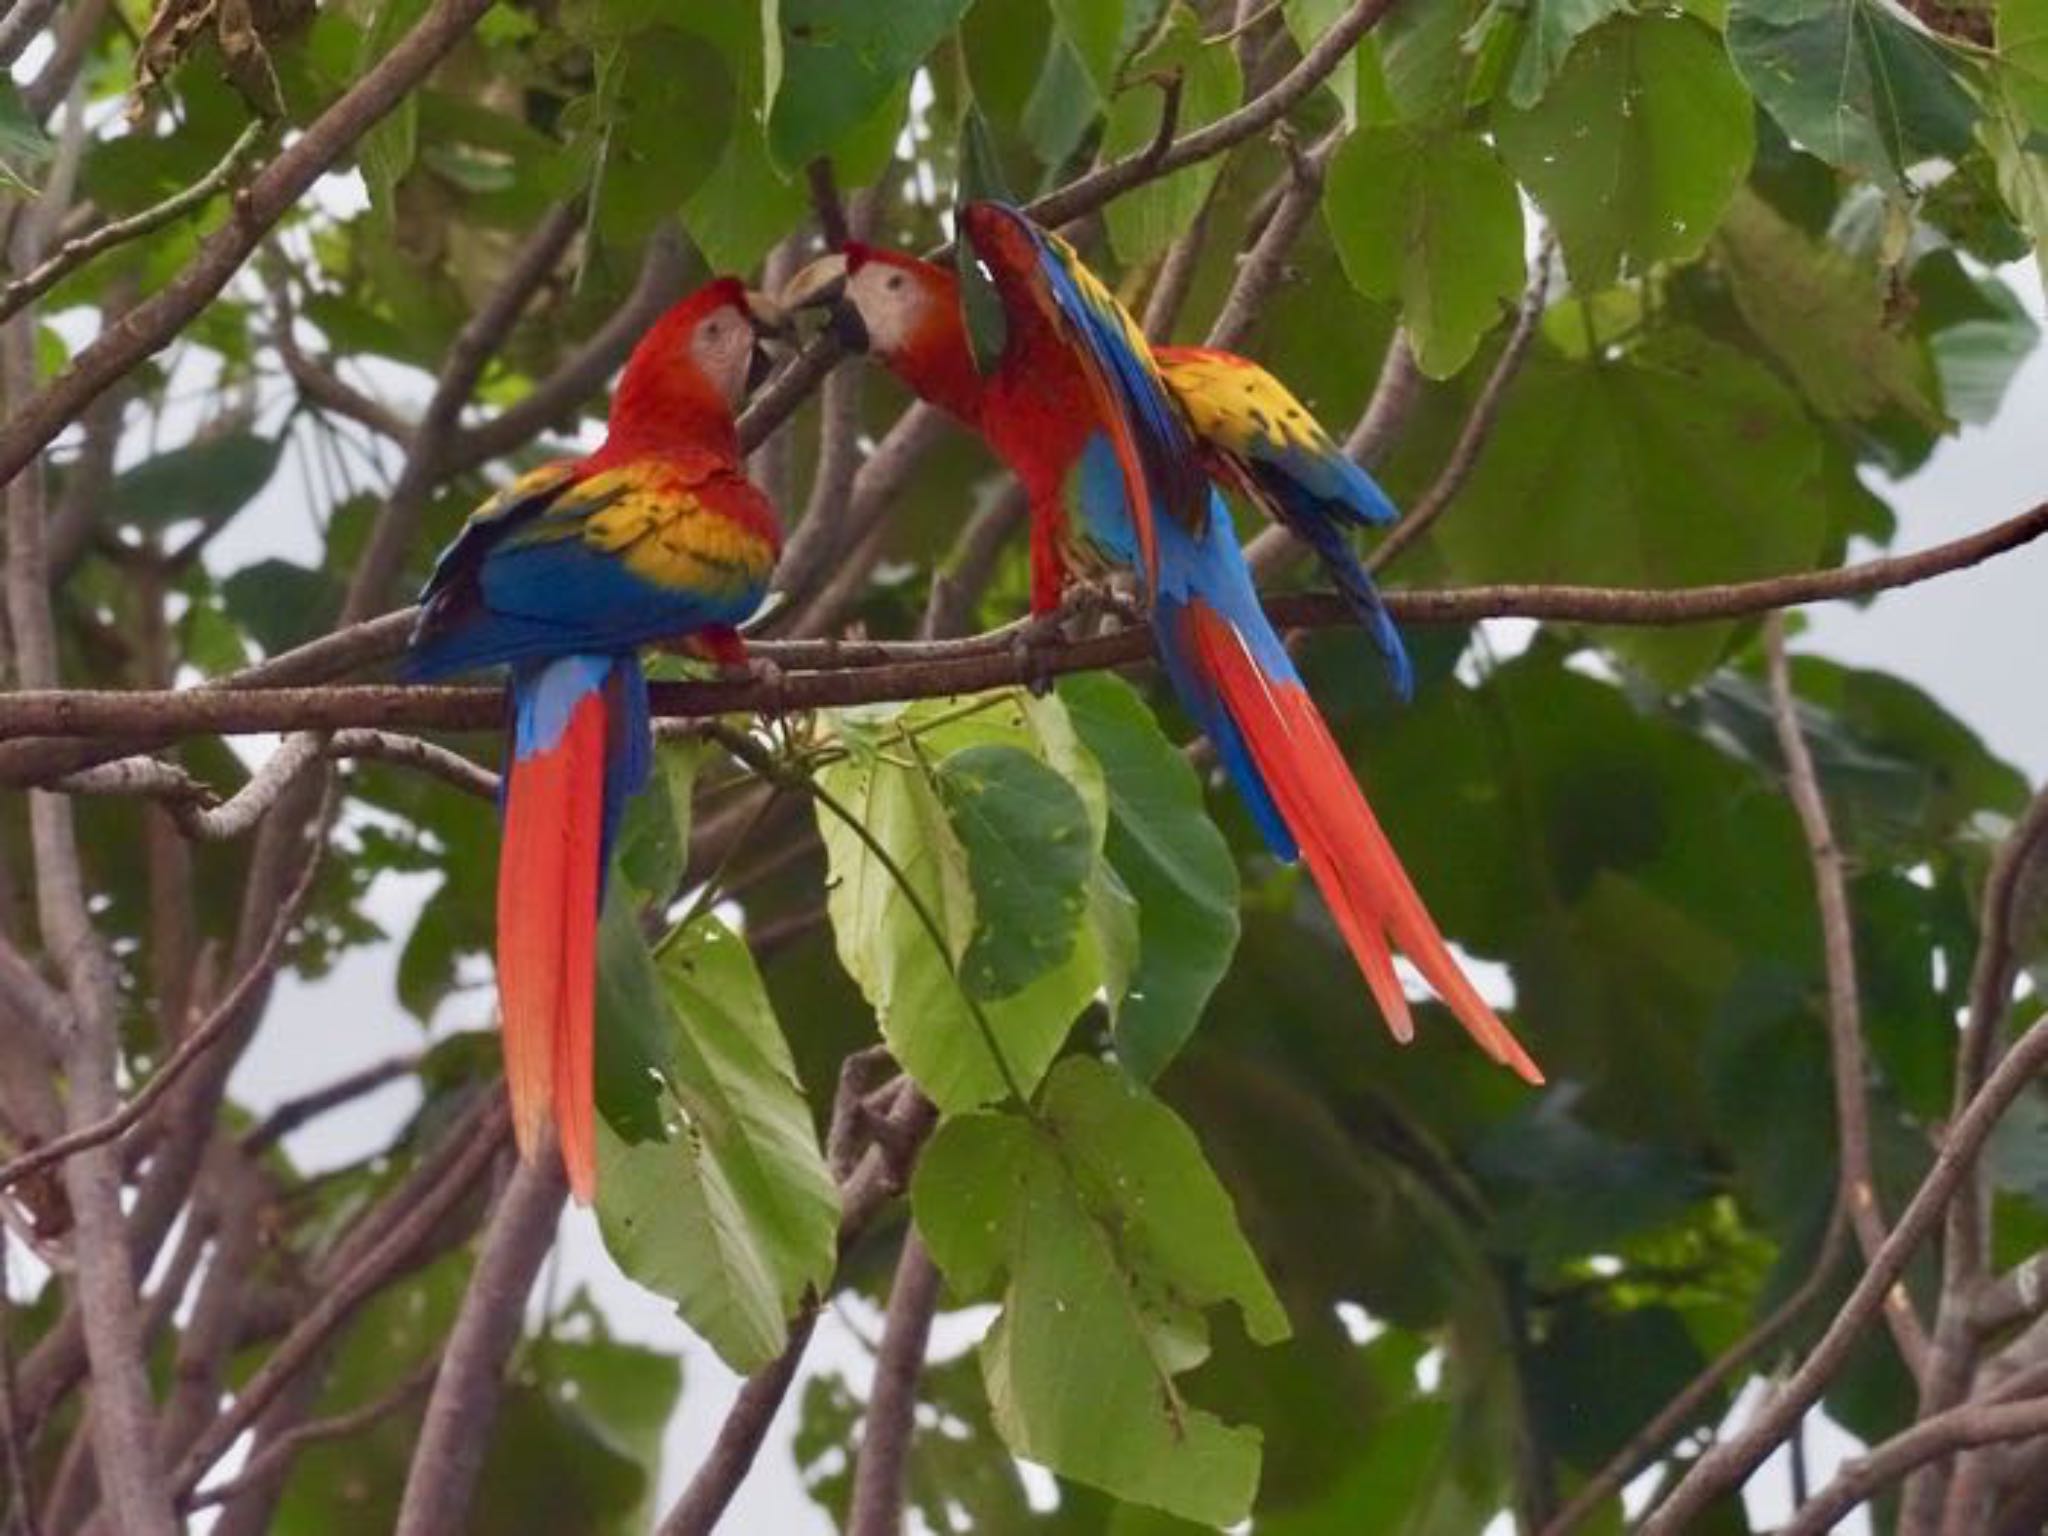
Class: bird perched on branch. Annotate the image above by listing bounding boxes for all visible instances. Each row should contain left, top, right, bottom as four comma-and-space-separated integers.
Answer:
404, 277, 789, 1200
783, 208, 1540, 1083
782, 240, 1412, 699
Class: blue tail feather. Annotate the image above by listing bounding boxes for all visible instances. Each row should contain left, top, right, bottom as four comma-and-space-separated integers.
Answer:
506, 654, 653, 888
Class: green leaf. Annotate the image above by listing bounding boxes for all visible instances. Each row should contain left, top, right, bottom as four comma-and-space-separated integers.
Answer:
1060, 673, 1239, 1083
1991, 0, 2048, 279
585, 29, 737, 247
1286, 0, 1361, 126
816, 693, 1107, 1110
105, 430, 285, 532
767, 0, 969, 170
1502, 0, 1631, 107
682, 116, 809, 273
1726, 0, 1980, 190
1496, 14, 1754, 288
1363, 0, 1487, 126
936, 743, 1096, 1000
1324, 127, 1526, 378
913, 1058, 1289, 1527
1713, 186, 1942, 425
356, 0, 428, 222
221, 558, 342, 655
1051, 0, 1160, 101
593, 904, 838, 1373
613, 740, 703, 907
0, 77, 52, 193
1100, 6, 1243, 266
1431, 328, 1834, 684
1912, 249, 2041, 424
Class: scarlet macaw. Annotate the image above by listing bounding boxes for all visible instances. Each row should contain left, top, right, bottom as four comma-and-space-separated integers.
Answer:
782, 244, 1412, 699
405, 278, 789, 1199
784, 211, 1539, 1083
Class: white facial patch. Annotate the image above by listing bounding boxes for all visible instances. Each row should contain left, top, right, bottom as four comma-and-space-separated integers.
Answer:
689, 306, 754, 408
845, 263, 931, 355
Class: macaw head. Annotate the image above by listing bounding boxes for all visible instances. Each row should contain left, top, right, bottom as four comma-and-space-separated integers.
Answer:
611, 277, 790, 444
780, 245, 984, 423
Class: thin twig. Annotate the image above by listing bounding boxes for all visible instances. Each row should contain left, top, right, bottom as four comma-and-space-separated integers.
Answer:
1367, 233, 1556, 573
1539, 1201, 1851, 1536
241, 1052, 423, 1155
1768, 615, 1930, 1380
185, 1358, 440, 1513
0, 0, 498, 489
1643, 1012, 2048, 1534
0, 824, 326, 1197
0, 121, 271, 326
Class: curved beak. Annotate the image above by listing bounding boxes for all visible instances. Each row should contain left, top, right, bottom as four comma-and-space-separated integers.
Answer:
779, 253, 868, 353
743, 289, 792, 391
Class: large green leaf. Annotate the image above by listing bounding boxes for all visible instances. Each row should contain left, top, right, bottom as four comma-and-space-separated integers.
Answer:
593, 905, 838, 1373
1713, 186, 1942, 425
1430, 328, 1833, 683
583, 29, 737, 246
1496, 13, 1754, 288
1051, 0, 1162, 101
766, 0, 970, 170
1100, 5, 1243, 267
936, 743, 1096, 1000
107, 431, 285, 532
1501, 0, 1631, 107
913, 1058, 1290, 1527
817, 693, 1110, 1110
1060, 673, 1239, 1083
1726, 0, 1980, 189
221, 558, 342, 656
1323, 127, 1526, 378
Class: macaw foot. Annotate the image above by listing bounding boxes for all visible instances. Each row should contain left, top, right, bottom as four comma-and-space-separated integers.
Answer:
740, 655, 789, 721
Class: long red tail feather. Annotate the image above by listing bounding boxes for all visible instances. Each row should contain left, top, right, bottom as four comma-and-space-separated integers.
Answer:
1185, 604, 1543, 1084
497, 690, 606, 1201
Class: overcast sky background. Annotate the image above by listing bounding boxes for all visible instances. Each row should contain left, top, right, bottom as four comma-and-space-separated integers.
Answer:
11, 127, 2044, 1523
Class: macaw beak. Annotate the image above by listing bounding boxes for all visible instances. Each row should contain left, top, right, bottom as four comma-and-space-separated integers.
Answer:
779, 253, 868, 354
743, 290, 792, 391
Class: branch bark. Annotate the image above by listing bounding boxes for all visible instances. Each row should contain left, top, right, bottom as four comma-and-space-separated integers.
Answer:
1768, 615, 1930, 1380
847, 1234, 942, 1536
394, 1153, 567, 1536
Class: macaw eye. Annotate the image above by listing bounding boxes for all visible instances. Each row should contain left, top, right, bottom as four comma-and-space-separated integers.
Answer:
885, 273, 906, 292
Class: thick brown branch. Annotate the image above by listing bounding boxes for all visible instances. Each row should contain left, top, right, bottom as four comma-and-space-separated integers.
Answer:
394, 1153, 566, 1536
7, 498, 2046, 751
1784, 1397, 2048, 1536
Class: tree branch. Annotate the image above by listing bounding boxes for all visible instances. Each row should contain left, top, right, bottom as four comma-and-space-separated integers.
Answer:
1539, 1201, 1850, 1536
1768, 615, 1930, 1380
1642, 1012, 2048, 1534
847, 1233, 942, 1536
240, 1052, 421, 1155
0, 120, 271, 327
0, 0, 497, 490
394, 1152, 566, 1536
1366, 232, 1555, 574
1784, 1397, 2048, 1536
10, 497, 2048, 750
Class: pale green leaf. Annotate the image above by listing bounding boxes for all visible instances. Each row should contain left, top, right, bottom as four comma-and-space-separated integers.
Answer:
594, 905, 838, 1373
913, 1058, 1290, 1527
1503, 0, 1630, 106
767, 0, 970, 170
